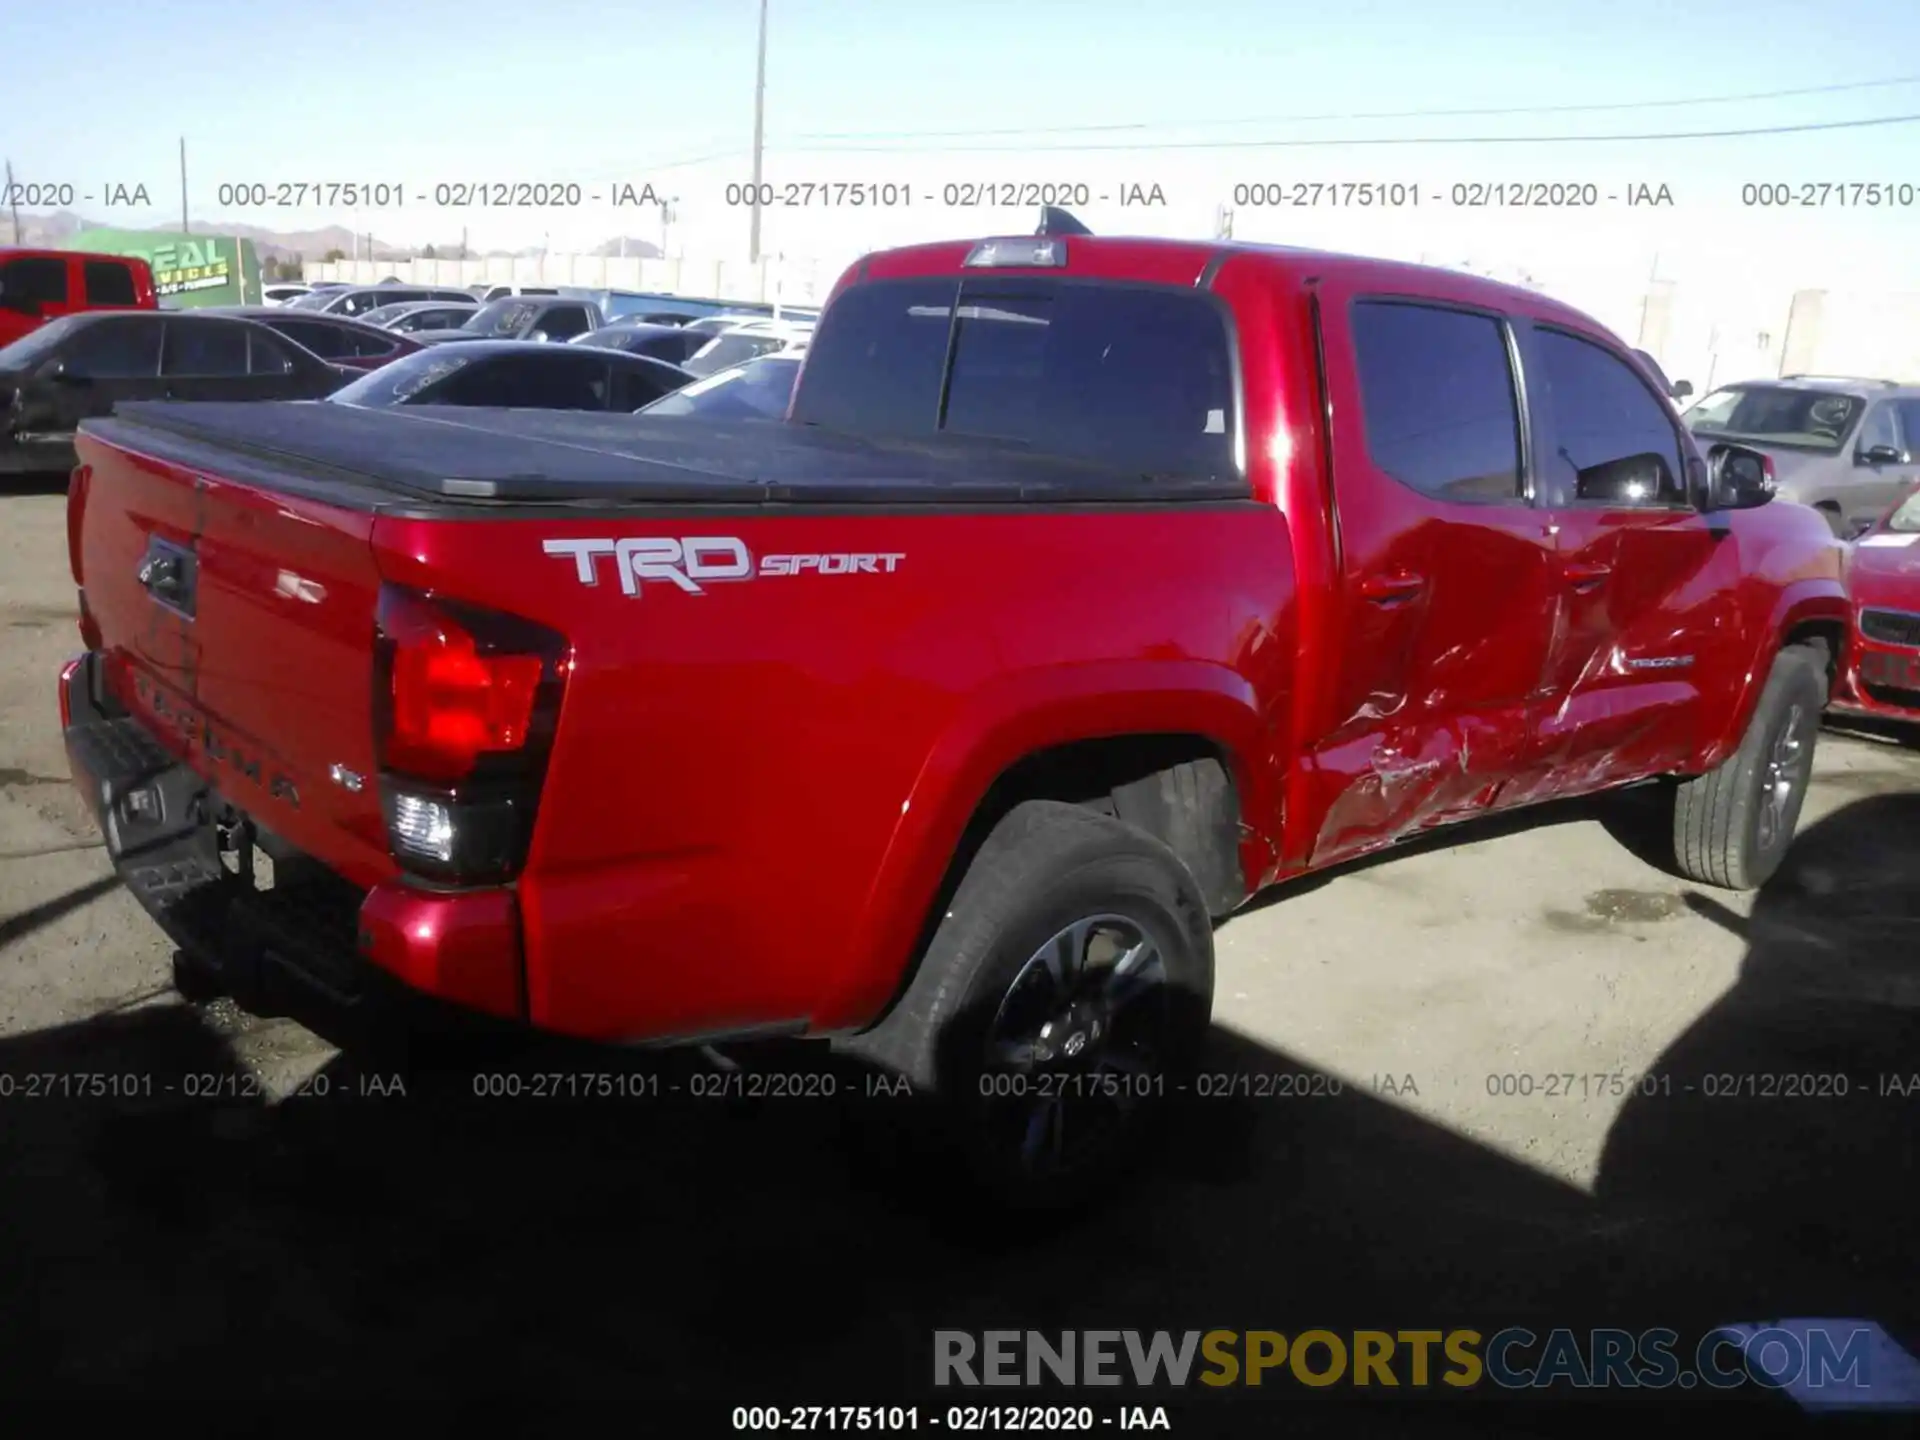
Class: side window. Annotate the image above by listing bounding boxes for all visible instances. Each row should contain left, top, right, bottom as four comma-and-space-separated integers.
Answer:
539, 306, 592, 340
349, 329, 399, 357
1895, 401, 1920, 460
248, 330, 296, 376
83, 261, 139, 306
1350, 301, 1523, 503
1, 256, 71, 310
161, 319, 251, 377
610, 358, 686, 410
1534, 328, 1688, 507
512, 353, 610, 408
1858, 403, 1900, 458
434, 356, 609, 408
275, 319, 348, 358
61, 318, 163, 378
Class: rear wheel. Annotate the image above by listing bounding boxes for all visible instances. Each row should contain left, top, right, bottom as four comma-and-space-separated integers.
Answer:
1672, 642, 1828, 889
838, 800, 1214, 1210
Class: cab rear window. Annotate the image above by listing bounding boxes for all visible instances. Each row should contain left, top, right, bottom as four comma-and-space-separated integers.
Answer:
792, 277, 1238, 479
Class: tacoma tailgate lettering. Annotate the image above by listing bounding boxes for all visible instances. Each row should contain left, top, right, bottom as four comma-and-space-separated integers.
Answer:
545, 536, 904, 595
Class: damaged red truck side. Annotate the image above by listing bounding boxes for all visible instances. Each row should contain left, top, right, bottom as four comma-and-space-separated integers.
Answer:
60, 231, 1848, 1199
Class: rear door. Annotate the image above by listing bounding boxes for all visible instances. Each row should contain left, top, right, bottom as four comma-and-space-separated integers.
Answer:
1300, 290, 1564, 858
36, 315, 168, 435
160, 317, 256, 401
1523, 322, 1739, 792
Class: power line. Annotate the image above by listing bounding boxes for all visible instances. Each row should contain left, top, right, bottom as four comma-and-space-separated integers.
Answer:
791, 110, 1920, 154
788, 73, 1920, 142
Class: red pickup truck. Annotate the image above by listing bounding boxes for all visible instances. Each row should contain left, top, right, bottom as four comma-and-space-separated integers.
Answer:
59, 226, 1849, 1202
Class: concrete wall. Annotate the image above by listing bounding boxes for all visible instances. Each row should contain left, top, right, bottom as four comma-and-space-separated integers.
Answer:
305, 252, 832, 305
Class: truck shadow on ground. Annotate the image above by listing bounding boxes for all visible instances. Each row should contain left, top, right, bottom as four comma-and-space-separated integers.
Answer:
1, 796, 1916, 1435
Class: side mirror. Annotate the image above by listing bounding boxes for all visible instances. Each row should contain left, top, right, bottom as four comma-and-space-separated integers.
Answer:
1703, 443, 1775, 511
40, 358, 85, 385
1847, 516, 1877, 540
1857, 444, 1905, 466
1574, 451, 1671, 504
526, 330, 550, 344
1671, 379, 1694, 402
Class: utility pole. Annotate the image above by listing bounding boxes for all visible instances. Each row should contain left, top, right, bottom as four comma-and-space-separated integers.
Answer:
4, 159, 20, 244
749, 0, 769, 264
179, 137, 190, 234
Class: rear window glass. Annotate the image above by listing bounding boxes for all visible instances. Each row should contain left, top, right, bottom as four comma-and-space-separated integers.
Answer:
791, 278, 1238, 479
84, 261, 139, 306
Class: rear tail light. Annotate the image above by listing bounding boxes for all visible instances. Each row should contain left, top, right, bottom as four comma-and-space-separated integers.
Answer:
373, 585, 571, 885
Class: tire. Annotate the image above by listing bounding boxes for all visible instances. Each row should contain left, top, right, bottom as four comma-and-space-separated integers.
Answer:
837, 799, 1215, 1210
1672, 642, 1828, 889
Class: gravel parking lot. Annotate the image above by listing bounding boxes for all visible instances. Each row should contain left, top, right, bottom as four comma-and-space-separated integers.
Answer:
4, 477, 1917, 1431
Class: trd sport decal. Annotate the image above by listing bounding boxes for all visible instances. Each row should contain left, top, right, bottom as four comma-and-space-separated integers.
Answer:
543, 537, 904, 596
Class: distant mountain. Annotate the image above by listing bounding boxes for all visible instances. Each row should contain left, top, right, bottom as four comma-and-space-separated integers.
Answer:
4, 211, 658, 262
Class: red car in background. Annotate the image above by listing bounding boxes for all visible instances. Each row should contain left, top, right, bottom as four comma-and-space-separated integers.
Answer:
203, 306, 421, 372
1833, 483, 1920, 729
0, 248, 157, 347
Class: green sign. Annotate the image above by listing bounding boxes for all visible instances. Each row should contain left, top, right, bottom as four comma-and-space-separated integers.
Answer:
64, 228, 262, 306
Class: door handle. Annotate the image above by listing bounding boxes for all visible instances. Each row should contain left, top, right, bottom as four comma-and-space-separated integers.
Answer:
1357, 570, 1427, 605
1563, 562, 1612, 592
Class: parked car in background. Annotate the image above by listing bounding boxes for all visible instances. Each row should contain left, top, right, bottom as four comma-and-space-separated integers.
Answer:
360, 300, 482, 334
0, 248, 158, 348
0, 310, 348, 474
1681, 376, 1920, 537
260, 283, 313, 306
570, 321, 712, 365
287, 284, 477, 318
470, 283, 562, 302
201, 306, 422, 372
682, 318, 813, 377
324, 339, 693, 412
1832, 482, 1920, 732
409, 295, 604, 346
634, 350, 804, 419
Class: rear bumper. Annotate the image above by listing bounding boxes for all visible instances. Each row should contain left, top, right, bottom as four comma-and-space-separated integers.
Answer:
60, 651, 526, 1022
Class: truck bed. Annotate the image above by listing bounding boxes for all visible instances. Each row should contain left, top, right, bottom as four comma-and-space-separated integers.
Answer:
89, 402, 1251, 511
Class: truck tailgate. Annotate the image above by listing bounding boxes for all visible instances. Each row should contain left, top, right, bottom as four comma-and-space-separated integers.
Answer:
73, 425, 395, 889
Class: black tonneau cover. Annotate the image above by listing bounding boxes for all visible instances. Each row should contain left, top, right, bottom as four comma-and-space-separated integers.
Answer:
89, 402, 1251, 507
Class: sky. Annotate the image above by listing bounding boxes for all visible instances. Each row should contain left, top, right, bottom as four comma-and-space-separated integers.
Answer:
8, 0, 1920, 298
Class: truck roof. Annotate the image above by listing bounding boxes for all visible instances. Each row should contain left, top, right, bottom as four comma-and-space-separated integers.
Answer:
854, 234, 1604, 333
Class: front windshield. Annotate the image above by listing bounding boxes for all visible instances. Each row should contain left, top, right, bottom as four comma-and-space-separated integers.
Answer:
327, 349, 479, 406
461, 298, 538, 336
1884, 487, 1920, 534
639, 355, 800, 418
0, 314, 87, 370
1684, 385, 1864, 453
